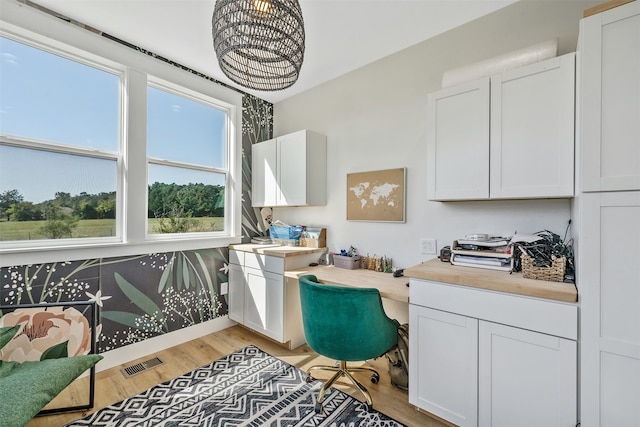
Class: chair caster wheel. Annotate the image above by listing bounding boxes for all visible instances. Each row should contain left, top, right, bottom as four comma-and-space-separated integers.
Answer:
370, 373, 379, 384
314, 402, 323, 413
305, 375, 313, 383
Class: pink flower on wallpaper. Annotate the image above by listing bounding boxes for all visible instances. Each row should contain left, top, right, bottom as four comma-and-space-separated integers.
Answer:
0, 307, 91, 362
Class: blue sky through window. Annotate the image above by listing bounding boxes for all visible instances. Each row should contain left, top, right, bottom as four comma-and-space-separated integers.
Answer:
147, 86, 226, 170
0, 36, 227, 205
0, 36, 119, 151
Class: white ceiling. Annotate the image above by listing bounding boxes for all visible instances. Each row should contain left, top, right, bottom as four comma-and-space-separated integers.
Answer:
30, 0, 518, 104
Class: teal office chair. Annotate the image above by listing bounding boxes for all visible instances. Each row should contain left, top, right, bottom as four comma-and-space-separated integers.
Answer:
298, 274, 400, 413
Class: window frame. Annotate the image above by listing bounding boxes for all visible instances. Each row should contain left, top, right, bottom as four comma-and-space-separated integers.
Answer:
145, 77, 232, 241
0, 2, 243, 267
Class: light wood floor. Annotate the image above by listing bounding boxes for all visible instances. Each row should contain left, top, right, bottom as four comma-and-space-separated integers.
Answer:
28, 325, 453, 427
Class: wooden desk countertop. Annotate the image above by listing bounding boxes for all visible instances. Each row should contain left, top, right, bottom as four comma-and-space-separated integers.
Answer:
405, 258, 578, 303
284, 265, 410, 303
230, 243, 326, 258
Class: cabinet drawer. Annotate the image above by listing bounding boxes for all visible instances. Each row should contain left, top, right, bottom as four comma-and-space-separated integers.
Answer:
244, 253, 284, 274
410, 279, 577, 340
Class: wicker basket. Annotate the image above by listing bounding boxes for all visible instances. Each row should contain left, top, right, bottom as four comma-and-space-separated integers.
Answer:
521, 253, 566, 282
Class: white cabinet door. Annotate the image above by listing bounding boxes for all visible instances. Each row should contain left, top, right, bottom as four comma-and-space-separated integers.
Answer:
243, 267, 284, 342
490, 53, 575, 199
228, 262, 245, 323
579, 191, 640, 426
478, 321, 577, 427
409, 305, 478, 427
251, 130, 326, 207
427, 78, 490, 201
581, 2, 640, 192
277, 130, 327, 206
277, 131, 308, 206
251, 138, 277, 207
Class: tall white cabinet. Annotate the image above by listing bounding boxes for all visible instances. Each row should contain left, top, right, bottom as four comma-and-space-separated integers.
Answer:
251, 129, 327, 207
577, 2, 640, 425
580, 1, 640, 192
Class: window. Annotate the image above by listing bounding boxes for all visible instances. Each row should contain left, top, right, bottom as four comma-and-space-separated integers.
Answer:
146, 83, 228, 237
0, 11, 242, 257
0, 36, 121, 245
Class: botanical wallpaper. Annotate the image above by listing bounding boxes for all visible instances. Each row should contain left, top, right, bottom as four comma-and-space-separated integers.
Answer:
0, 7, 273, 358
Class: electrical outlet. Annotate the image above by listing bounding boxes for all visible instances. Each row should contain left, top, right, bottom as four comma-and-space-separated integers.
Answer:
220, 282, 229, 295
420, 238, 437, 254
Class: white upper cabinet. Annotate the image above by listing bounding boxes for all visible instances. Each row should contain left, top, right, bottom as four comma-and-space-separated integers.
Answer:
427, 78, 490, 200
490, 54, 575, 198
580, 3, 640, 192
252, 130, 327, 207
251, 138, 278, 207
427, 53, 576, 201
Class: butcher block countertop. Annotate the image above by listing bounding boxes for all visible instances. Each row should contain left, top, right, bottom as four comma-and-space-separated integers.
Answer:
284, 265, 409, 303
229, 243, 326, 258
404, 258, 578, 303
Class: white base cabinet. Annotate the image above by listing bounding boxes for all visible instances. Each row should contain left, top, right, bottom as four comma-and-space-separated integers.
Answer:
243, 267, 284, 342
478, 322, 577, 427
228, 249, 319, 348
578, 192, 640, 426
410, 306, 478, 427
409, 279, 578, 427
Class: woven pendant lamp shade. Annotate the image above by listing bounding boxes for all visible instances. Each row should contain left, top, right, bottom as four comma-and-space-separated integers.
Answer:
212, 0, 305, 91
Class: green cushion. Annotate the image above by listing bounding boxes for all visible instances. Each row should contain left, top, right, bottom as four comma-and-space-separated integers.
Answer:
0, 325, 20, 350
0, 354, 102, 427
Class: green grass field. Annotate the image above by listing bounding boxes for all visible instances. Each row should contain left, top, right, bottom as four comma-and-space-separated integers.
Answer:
0, 217, 224, 241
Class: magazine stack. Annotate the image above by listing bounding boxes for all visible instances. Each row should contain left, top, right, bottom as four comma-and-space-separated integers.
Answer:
450, 235, 513, 272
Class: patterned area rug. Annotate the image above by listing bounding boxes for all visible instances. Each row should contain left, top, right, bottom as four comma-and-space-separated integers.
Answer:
65, 345, 405, 426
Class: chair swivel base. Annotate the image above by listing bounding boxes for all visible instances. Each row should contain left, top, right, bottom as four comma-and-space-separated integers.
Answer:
305, 361, 380, 413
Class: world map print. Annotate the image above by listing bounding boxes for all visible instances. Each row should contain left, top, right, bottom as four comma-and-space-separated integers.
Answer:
347, 168, 405, 222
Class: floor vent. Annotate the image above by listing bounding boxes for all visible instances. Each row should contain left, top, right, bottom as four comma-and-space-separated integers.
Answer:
121, 356, 164, 378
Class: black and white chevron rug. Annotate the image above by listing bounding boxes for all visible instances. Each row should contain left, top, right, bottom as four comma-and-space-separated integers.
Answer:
65, 345, 405, 426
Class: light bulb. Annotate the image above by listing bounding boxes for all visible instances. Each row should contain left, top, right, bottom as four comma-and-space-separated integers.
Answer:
253, 0, 271, 13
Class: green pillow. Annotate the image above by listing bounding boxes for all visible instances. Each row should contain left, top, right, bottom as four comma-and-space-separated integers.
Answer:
0, 325, 20, 350
0, 354, 103, 427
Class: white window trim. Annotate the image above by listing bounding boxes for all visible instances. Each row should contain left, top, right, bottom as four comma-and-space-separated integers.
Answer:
0, 0, 243, 267
145, 76, 233, 242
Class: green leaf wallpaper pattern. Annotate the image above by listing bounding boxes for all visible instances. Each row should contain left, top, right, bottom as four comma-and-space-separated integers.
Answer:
242, 94, 273, 241
97, 249, 227, 352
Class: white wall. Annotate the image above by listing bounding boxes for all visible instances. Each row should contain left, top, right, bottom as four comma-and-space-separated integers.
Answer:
270, 0, 597, 270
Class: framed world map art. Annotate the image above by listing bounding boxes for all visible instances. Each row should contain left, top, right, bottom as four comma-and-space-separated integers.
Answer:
347, 168, 406, 222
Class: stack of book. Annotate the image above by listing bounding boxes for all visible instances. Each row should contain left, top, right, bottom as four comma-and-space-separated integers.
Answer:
450, 236, 513, 272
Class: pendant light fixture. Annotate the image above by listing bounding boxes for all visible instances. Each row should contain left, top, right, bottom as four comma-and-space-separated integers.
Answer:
212, 0, 305, 91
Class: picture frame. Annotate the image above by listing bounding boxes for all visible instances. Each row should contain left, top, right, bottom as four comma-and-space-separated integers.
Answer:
346, 167, 406, 222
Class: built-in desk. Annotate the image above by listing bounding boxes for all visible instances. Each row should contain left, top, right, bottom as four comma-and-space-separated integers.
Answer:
405, 259, 579, 426
284, 265, 409, 303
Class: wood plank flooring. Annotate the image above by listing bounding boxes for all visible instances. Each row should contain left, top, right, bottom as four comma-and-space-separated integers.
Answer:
27, 325, 453, 427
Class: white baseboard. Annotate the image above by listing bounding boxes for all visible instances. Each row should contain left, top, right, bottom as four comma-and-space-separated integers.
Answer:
96, 316, 236, 372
